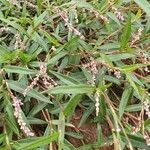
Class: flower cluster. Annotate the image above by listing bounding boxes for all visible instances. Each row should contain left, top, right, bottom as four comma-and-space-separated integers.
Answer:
113, 70, 121, 79
14, 33, 25, 50
71, 7, 78, 23
131, 28, 143, 47
0, 27, 9, 34
82, 60, 100, 116
82, 59, 98, 86
111, 6, 124, 21
40, 63, 57, 89
51, 46, 57, 52
23, 62, 57, 96
56, 8, 85, 40
82, 60, 101, 116
109, 1, 124, 21
138, 51, 150, 73
116, 126, 121, 132
10, 91, 34, 136
89, 9, 109, 23
82, 59, 121, 85
26, 1, 36, 9
131, 118, 141, 134
90, 60, 99, 85
23, 74, 40, 96
143, 100, 150, 118
8, 0, 21, 8
144, 133, 150, 146
100, 61, 121, 79
95, 91, 100, 116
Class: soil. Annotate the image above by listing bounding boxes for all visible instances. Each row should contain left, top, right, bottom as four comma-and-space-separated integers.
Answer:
66, 107, 113, 149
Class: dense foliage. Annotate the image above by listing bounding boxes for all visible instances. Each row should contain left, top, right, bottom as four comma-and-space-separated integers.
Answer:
0, 0, 150, 150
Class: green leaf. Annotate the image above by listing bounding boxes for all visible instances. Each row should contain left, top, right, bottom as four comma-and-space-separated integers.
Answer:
0, 45, 9, 55
108, 53, 135, 61
16, 132, 59, 150
77, 145, 93, 150
65, 132, 83, 139
128, 74, 144, 87
119, 86, 133, 118
0, 50, 19, 63
74, 0, 93, 9
33, 32, 48, 51
42, 30, 61, 46
64, 36, 80, 51
78, 104, 95, 127
97, 124, 103, 145
107, 12, 121, 27
120, 12, 131, 50
58, 112, 65, 150
0, 146, 7, 150
99, 43, 120, 51
34, 11, 47, 27
4, 66, 37, 74
5, 96, 20, 136
46, 51, 67, 66
64, 95, 82, 117
120, 64, 149, 72
0, 134, 5, 144
144, 119, 150, 127
125, 104, 142, 112
27, 117, 46, 124
134, 0, 150, 17
126, 73, 139, 96
44, 85, 95, 94
7, 80, 52, 104
5, 118, 20, 136
104, 75, 121, 85
0, 17, 27, 35
64, 139, 77, 150
37, 0, 42, 14
28, 102, 47, 117
50, 71, 80, 85
19, 52, 35, 63
121, 134, 150, 150
63, 0, 93, 9
100, 53, 113, 66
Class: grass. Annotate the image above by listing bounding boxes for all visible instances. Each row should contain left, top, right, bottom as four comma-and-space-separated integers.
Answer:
0, 0, 150, 150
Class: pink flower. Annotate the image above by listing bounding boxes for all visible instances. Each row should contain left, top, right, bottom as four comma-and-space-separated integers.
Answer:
10, 91, 34, 136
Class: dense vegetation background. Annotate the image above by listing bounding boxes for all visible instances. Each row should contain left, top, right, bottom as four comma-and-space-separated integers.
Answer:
0, 0, 150, 149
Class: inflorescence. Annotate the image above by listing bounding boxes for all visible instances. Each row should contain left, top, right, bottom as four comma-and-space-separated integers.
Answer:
23, 62, 57, 96
10, 91, 34, 136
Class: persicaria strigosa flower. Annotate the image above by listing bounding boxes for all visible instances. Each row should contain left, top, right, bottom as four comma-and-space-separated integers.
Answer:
10, 91, 34, 136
